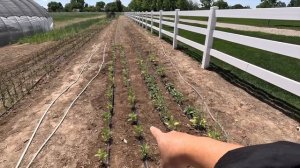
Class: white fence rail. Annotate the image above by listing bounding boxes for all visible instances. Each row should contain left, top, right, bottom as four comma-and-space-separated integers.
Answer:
125, 7, 300, 97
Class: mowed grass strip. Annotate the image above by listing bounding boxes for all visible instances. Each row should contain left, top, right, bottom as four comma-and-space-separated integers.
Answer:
179, 16, 300, 30
19, 18, 107, 44
150, 21, 300, 111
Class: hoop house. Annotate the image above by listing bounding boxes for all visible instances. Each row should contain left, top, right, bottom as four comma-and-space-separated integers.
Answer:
0, 0, 53, 46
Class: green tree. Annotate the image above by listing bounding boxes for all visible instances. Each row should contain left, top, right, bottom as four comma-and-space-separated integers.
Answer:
105, 2, 117, 12
176, 0, 189, 10
142, 0, 152, 11
276, 1, 287, 6
96, 1, 105, 11
230, 4, 244, 9
157, 0, 163, 10
151, 0, 157, 11
64, 3, 72, 11
70, 0, 85, 11
288, 0, 300, 6
213, 0, 228, 9
187, 0, 200, 10
257, 0, 286, 8
116, 0, 123, 12
163, 0, 172, 10
47, 1, 63, 12
199, 0, 214, 9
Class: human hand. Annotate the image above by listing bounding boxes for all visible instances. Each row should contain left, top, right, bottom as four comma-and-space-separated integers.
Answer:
150, 126, 242, 168
150, 126, 195, 168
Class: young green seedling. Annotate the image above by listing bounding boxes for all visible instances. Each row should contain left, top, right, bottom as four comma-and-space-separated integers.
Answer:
95, 148, 108, 164
107, 102, 113, 113
128, 112, 138, 125
165, 83, 184, 104
156, 65, 166, 78
140, 143, 150, 160
190, 115, 207, 130
134, 125, 144, 139
208, 129, 222, 140
102, 111, 112, 125
102, 127, 112, 143
165, 116, 180, 130
184, 106, 197, 118
128, 92, 136, 107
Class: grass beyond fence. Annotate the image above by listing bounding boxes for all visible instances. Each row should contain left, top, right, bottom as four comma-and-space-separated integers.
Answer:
149, 21, 300, 115
19, 18, 107, 44
178, 16, 300, 30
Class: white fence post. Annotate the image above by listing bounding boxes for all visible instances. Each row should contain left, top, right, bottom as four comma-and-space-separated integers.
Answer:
144, 11, 147, 29
151, 10, 153, 34
201, 6, 218, 69
173, 9, 180, 49
139, 12, 142, 26
159, 10, 163, 39
142, 11, 144, 28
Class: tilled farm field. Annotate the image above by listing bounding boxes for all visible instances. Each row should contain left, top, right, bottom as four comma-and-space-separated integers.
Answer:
0, 16, 299, 168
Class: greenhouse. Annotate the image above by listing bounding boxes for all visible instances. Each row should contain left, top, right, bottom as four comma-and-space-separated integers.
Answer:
0, 0, 53, 46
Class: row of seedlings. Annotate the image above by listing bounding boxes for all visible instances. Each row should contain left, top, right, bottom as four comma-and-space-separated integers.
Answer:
148, 53, 222, 140
95, 44, 116, 167
0, 24, 106, 116
136, 52, 180, 131
119, 45, 150, 166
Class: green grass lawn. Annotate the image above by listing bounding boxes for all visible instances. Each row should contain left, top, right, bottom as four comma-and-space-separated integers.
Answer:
179, 16, 300, 30
19, 18, 107, 44
50, 12, 104, 22
149, 20, 300, 117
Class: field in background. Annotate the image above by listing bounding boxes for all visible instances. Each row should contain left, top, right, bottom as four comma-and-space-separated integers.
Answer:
19, 12, 107, 44
50, 12, 103, 22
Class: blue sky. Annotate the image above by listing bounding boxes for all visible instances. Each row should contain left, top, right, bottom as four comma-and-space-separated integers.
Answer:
34, 0, 291, 9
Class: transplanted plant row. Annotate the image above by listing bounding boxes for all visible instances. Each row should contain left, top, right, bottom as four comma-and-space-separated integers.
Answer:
94, 24, 224, 167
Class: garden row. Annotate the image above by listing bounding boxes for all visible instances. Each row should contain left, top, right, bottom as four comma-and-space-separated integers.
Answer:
127, 27, 224, 140
94, 20, 224, 167
0, 22, 109, 117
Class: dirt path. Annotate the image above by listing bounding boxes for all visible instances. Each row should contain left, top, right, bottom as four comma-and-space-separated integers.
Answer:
0, 21, 116, 168
126, 16, 300, 145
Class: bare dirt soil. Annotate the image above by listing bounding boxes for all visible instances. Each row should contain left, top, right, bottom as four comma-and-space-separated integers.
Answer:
0, 20, 116, 168
126, 16, 300, 145
0, 42, 54, 70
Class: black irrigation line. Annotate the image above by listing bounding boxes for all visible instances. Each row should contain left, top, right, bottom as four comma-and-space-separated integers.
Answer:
127, 22, 228, 140
126, 28, 181, 131
147, 54, 208, 133
103, 44, 116, 168
119, 45, 149, 168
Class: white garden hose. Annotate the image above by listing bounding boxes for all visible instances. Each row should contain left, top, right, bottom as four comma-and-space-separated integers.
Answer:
25, 43, 107, 168
15, 43, 101, 168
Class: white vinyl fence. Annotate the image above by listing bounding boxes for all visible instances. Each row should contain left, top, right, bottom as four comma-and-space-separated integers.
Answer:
125, 7, 300, 97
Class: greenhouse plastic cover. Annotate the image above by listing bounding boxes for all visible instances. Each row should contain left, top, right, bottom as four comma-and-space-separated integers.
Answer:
0, 0, 53, 46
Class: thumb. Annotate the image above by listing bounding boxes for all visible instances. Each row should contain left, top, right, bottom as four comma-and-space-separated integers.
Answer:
150, 126, 163, 140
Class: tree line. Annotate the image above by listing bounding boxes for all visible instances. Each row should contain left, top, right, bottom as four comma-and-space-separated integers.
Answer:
128, 0, 300, 11
47, 0, 300, 12
47, 0, 124, 12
